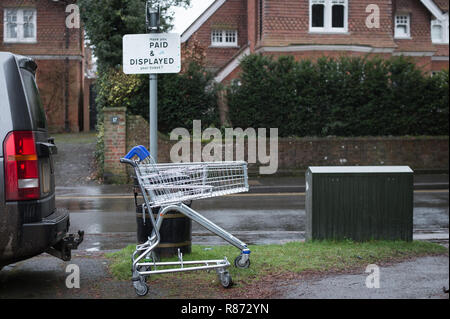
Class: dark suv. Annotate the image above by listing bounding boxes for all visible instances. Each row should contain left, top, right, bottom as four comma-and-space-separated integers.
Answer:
0, 52, 83, 269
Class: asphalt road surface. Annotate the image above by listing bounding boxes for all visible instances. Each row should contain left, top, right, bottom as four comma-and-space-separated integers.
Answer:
57, 188, 449, 251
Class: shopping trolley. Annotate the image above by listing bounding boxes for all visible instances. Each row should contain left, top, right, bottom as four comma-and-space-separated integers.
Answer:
120, 146, 251, 296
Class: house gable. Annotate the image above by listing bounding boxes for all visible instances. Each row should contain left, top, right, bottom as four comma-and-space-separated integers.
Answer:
182, 0, 248, 73
184, 0, 448, 82
181, 0, 227, 43
420, 0, 446, 19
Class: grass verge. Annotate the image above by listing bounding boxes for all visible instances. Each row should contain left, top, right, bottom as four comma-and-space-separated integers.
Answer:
53, 132, 97, 144
106, 240, 447, 286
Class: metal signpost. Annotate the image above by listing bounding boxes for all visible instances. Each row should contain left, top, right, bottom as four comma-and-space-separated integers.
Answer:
148, 4, 159, 162
123, 1, 181, 161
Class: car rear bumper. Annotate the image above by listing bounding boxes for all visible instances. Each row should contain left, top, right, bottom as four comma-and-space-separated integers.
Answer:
22, 208, 70, 249
0, 208, 71, 266
0, 208, 84, 267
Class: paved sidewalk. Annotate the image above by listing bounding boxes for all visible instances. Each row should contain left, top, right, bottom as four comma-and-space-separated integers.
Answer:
276, 256, 449, 299
1, 253, 448, 299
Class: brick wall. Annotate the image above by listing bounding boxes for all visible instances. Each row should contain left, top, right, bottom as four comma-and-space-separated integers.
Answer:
432, 57, 450, 71
0, 0, 85, 132
275, 136, 449, 173
103, 108, 127, 184
34, 58, 83, 132
259, 0, 396, 49
103, 113, 449, 183
260, 49, 393, 61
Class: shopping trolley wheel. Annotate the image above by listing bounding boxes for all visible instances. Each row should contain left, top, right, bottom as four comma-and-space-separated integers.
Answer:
234, 254, 250, 269
132, 270, 149, 297
219, 271, 233, 289
134, 281, 149, 297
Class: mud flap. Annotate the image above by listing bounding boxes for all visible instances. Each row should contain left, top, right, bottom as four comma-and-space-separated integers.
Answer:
46, 231, 84, 262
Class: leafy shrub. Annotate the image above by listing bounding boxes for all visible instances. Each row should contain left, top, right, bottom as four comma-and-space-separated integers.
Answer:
94, 121, 105, 178
96, 62, 220, 133
96, 68, 145, 112
158, 62, 220, 133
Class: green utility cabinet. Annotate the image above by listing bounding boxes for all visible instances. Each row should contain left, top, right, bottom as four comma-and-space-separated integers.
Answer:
305, 166, 414, 242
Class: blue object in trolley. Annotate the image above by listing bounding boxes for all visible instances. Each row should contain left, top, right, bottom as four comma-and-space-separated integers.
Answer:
124, 146, 151, 161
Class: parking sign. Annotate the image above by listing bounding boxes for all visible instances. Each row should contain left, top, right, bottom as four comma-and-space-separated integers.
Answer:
123, 33, 181, 74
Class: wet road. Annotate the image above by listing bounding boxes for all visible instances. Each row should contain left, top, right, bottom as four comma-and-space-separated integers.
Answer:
57, 187, 449, 252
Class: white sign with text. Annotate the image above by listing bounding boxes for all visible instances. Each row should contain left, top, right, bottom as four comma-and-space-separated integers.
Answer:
123, 33, 181, 74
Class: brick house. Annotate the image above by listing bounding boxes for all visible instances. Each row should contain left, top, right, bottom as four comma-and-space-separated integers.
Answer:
0, 0, 90, 132
182, 0, 449, 83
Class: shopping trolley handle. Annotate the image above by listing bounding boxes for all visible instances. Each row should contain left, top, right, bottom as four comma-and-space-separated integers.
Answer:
120, 145, 150, 167
121, 146, 152, 167
120, 157, 138, 167
126, 146, 151, 160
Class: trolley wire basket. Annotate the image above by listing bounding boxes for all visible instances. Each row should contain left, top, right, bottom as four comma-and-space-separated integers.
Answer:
121, 146, 252, 297
137, 160, 249, 207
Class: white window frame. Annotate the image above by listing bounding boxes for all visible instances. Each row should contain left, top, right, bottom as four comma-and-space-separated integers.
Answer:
431, 13, 449, 44
394, 14, 411, 39
211, 29, 238, 47
3, 8, 37, 44
309, 0, 348, 33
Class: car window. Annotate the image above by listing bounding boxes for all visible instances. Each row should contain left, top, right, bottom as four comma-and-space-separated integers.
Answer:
20, 68, 47, 130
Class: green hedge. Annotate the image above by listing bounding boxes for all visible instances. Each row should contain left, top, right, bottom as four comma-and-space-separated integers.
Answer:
157, 62, 220, 133
227, 55, 449, 137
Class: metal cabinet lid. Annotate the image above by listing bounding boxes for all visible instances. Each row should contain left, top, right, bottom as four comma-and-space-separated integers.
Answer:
308, 166, 414, 174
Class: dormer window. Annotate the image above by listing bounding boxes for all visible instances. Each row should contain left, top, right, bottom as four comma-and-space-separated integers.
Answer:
211, 30, 238, 47
432, 22, 443, 41
310, 0, 348, 33
395, 14, 411, 39
431, 14, 449, 44
3, 8, 37, 43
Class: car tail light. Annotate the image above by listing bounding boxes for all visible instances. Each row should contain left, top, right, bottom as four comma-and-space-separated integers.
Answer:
3, 131, 40, 201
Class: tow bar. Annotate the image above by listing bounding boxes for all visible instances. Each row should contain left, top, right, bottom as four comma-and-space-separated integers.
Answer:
46, 231, 84, 262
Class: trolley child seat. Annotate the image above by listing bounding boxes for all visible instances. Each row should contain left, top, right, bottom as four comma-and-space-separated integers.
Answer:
121, 146, 252, 296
